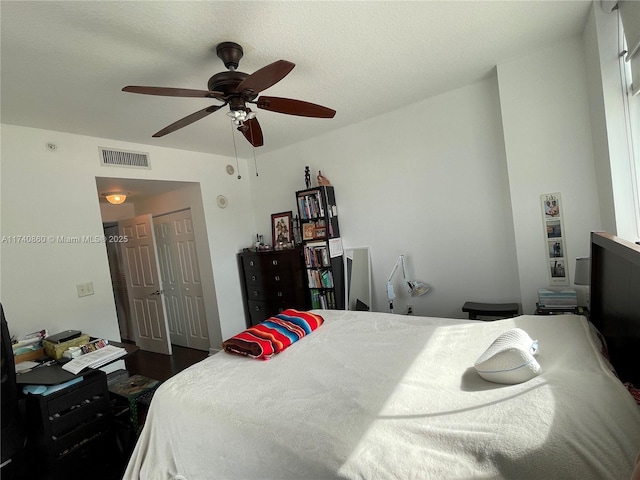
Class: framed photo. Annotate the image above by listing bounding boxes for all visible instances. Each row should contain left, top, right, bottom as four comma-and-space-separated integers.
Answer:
271, 211, 293, 246
313, 227, 326, 239
302, 223, 315, 240
271, 212, 293, 247
540, 193, 569, 285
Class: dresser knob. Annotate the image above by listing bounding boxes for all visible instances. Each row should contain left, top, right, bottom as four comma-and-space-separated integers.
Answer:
254, 305, 261, 311
277, 292, 283, 297
274, 275, 280, 281
253, 291, 259, 296
251, 275, 257, 281
272, 260, 278, 266
249, 260, 255, 267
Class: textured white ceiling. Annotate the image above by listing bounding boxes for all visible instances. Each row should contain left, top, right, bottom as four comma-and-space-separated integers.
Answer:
1, 1, 592, 160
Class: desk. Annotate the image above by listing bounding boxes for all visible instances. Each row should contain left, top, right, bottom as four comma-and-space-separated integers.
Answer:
19, 341, 137, 479
16, 340, 138, 385
24, 370, 116, 479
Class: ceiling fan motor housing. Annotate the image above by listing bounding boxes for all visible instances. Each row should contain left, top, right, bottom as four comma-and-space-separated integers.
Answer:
207, 71, 256, 101
216, 41, 243, 70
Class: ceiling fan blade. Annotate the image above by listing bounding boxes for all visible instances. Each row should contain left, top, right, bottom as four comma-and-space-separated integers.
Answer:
152, 105, 224, 137
123, 86, 223, 99
238, 115, 264, 147
256, 96, 336, 118
236, 60, 295, 94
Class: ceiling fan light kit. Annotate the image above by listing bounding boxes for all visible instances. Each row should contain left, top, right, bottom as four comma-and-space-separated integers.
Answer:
123, 41, 336, 148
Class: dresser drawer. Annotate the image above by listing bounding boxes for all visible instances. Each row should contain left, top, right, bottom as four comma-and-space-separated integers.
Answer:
244, 268, 294, 286
241, 255, 261, 271
247, 301, 269, 325
247, 300, 290, 325
246, 282, 298, 301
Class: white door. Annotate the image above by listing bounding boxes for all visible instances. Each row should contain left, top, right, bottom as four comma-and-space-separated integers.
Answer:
154, 219, 188, 347
119, 214, 172, 355
154, 210, 210, 351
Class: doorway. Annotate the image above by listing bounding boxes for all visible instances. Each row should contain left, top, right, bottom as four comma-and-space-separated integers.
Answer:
96, 177, 219, 355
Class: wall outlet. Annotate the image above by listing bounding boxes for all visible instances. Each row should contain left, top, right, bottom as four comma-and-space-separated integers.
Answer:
406, 305, 413, 315
76, 282, 94, 297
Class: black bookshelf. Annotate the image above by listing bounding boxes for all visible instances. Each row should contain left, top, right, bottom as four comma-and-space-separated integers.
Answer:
295, 186, 345, 310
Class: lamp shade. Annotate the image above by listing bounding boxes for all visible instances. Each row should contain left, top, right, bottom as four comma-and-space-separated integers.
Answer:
408, 280, 430, 296
104, 193, 127, 205
574, 257, 590, 286
387, 255, 430, 313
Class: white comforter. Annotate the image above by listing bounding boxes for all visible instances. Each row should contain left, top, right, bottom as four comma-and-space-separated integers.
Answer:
123, 312, 640, 480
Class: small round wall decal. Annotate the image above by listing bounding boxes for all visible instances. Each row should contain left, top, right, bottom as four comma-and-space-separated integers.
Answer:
226, 165, 235, 175
216, 195, 228, 209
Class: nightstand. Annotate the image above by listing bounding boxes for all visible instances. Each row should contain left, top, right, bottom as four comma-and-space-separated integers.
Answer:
535, 303, 589, 318
462, 302, 519, 320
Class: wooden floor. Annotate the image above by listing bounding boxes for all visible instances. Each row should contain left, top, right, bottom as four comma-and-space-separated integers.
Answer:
123, 344, 210, 382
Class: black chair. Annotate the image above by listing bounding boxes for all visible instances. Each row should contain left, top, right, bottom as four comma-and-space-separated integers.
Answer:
1, 303, 26, 478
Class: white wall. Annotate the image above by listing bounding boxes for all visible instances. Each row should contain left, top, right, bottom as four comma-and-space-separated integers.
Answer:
583, 2, 640, 241
497, 35, 602, 313
249, 76, 522, 317
0, 28, 618, 333
248, 34, 605, 316
0, 125, 253, 342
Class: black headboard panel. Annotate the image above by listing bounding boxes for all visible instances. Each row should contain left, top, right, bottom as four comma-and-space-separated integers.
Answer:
589, 232, 640, 386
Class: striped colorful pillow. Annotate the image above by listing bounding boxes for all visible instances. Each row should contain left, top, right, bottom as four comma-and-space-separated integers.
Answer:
222, 309, 324, 360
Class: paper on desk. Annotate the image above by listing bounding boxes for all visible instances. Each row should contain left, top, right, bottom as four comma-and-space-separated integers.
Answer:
61, 345, 127, 375
15, 361, 39, 373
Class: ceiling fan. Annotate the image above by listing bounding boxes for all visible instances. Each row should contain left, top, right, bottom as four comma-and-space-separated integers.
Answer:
122, 42, 336, 147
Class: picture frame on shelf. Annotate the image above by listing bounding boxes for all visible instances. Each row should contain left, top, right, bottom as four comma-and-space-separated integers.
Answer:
313, 227, 326, 239
302, 223, 315, 241
271, 211, 293, 246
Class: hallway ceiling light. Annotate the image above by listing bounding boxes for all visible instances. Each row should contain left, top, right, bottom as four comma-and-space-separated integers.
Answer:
104, 192, 127, 205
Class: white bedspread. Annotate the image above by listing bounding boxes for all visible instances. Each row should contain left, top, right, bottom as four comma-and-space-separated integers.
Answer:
123, 312, 640, 480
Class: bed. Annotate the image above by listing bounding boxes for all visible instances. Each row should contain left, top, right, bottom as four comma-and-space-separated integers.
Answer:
123, 232, 640, 480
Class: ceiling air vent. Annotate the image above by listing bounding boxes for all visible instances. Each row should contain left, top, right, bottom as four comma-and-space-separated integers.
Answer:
99, 147, 150, 169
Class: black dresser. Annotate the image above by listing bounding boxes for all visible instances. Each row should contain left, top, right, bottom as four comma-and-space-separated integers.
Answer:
238, 247, 310, 326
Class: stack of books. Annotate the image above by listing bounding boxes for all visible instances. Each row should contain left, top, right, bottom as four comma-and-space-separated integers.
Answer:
537, 289, 578, 313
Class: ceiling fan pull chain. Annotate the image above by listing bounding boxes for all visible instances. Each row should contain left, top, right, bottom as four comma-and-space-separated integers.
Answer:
249, 122, 259, 177
253, 146, 259, 177
230, 120, 241, 180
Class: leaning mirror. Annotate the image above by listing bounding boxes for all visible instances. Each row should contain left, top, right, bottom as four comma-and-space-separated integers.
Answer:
344, 247, 372, 311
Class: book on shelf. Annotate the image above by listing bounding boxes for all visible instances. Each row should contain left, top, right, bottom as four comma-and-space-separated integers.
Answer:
303, 242, 330, 268
311, 290, 336, 309
307, 269, 334, 288
297, 191, 325, 219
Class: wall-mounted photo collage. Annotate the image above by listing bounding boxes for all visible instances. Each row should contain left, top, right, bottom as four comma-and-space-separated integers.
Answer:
541, 192, 569, 286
